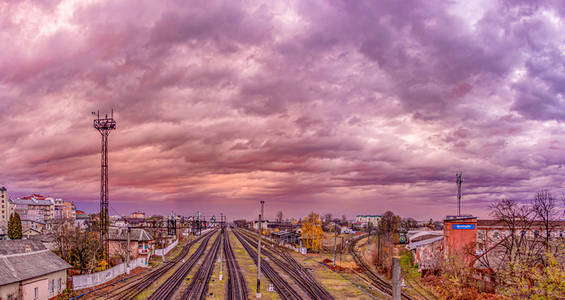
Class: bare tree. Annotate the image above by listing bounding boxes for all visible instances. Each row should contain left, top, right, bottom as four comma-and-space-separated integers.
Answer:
340, 214, 347, 226
323, 213, 333, 225
532, 190, 558, 253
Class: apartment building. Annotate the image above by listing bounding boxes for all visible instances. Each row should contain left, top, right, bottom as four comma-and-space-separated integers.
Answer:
1, 187, 9, 224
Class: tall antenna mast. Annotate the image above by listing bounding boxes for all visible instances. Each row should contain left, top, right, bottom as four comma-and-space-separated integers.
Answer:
92, 110, 117, 266
456, 171, 463, 216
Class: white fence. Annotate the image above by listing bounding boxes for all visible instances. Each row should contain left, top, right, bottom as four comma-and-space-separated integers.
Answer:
154, 239, 178, 256
72, 257, 148, 290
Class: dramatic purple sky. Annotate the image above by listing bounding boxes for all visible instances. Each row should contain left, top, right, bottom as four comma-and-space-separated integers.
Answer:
1, 0, 565, 220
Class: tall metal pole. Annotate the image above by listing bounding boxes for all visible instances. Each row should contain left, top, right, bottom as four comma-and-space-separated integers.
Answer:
220, 213, 223, 280
257, 200, 264, 298
93, 111, 116, 267
198, 211, 201, 235
333, 223, 337, 267
126, 226, 131, 275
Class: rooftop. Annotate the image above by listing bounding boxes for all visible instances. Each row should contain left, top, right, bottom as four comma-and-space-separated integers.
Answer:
0, 240, 71, 285
9, 198, 54, 206
108, 228, 153, 241
477, 219, 565, 228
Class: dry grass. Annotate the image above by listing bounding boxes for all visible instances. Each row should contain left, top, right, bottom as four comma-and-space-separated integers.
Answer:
229, 230, 279, 299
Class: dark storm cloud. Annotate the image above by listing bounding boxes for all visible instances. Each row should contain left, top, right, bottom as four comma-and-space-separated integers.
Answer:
1, 0, 564, 219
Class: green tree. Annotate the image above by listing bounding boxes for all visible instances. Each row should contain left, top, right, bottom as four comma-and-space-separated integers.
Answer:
8, 212, 22, 239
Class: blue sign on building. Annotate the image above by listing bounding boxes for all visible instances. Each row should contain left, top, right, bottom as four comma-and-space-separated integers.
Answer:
452, 224, 475, 230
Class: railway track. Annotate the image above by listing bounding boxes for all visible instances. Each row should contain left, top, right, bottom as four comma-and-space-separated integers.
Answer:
88, 230, 215, 299
236, 228, 334, 300
233, 228, 303, 300
224, 229, 249, 300
348, 235, 415, 300
181, 231, 222, 299
147, 229, 218, 300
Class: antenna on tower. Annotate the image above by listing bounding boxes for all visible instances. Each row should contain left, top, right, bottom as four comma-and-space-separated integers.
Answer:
456, 171, 463, 216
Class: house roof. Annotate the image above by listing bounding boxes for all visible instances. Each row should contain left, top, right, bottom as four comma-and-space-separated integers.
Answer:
108, 228, 153, 241
408, 236, 444, 250
0, 240, 71, 285
9, 198, 54, 206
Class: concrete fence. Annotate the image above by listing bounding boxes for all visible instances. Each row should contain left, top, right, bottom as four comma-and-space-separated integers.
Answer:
72, 257, 148, 290
154, 239, 178, 256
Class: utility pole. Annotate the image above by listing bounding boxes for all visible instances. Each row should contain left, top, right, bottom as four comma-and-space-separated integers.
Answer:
198, 211, 201, 235
93, 110, 116, 266
257, 200, 264, 298
392, 249, 401, 300
456, 171, 463, 216
219, 213, 223, 281
367, 225, 371, 250
377, 232, 381, 266
126, 226, 131, 275
333, 222, 337, 267
340, 236, 344, 268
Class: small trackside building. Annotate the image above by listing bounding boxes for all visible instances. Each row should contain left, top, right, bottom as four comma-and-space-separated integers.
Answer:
0, 240, 71, 300
443, 215, 477, 262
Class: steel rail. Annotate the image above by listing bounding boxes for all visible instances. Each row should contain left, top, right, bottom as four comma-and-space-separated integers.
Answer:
147, 229, 218, 300
233, 228, 302, 300
224, 229, 249, 300
236, 228, 334, 300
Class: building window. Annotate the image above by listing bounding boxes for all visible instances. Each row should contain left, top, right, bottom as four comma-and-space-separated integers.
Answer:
58, 278, 61, 290
34, 287, 38, 299
49, 279, 54, 293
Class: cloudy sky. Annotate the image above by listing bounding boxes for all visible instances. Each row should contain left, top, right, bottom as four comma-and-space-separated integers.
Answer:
1, 0, 565, 220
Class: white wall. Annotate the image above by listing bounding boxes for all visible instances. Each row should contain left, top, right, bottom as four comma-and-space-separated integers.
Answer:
154, 239, 178, 256
72, 257, 148, 290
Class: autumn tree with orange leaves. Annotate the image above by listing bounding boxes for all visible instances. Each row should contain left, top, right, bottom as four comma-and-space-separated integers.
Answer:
302, 212, 324, 252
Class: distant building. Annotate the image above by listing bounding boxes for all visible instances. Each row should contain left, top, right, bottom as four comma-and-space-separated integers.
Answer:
21, 219, 46, 237
0, 240, 71, 300
253, 220, 269, 231
62, 201, 76, 219
442, 216, 565, 268
130, 211, 146, 219
1, 187, 9, 223
354, 215, 382, 226
108, 228, 154, 259
9, 195, 56, 222
74, 211, 90, 229
9, 195, 76, 224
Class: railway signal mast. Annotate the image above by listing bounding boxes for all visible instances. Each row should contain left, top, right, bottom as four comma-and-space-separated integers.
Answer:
456, 171, 463, 216
93, 110, 117, 264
